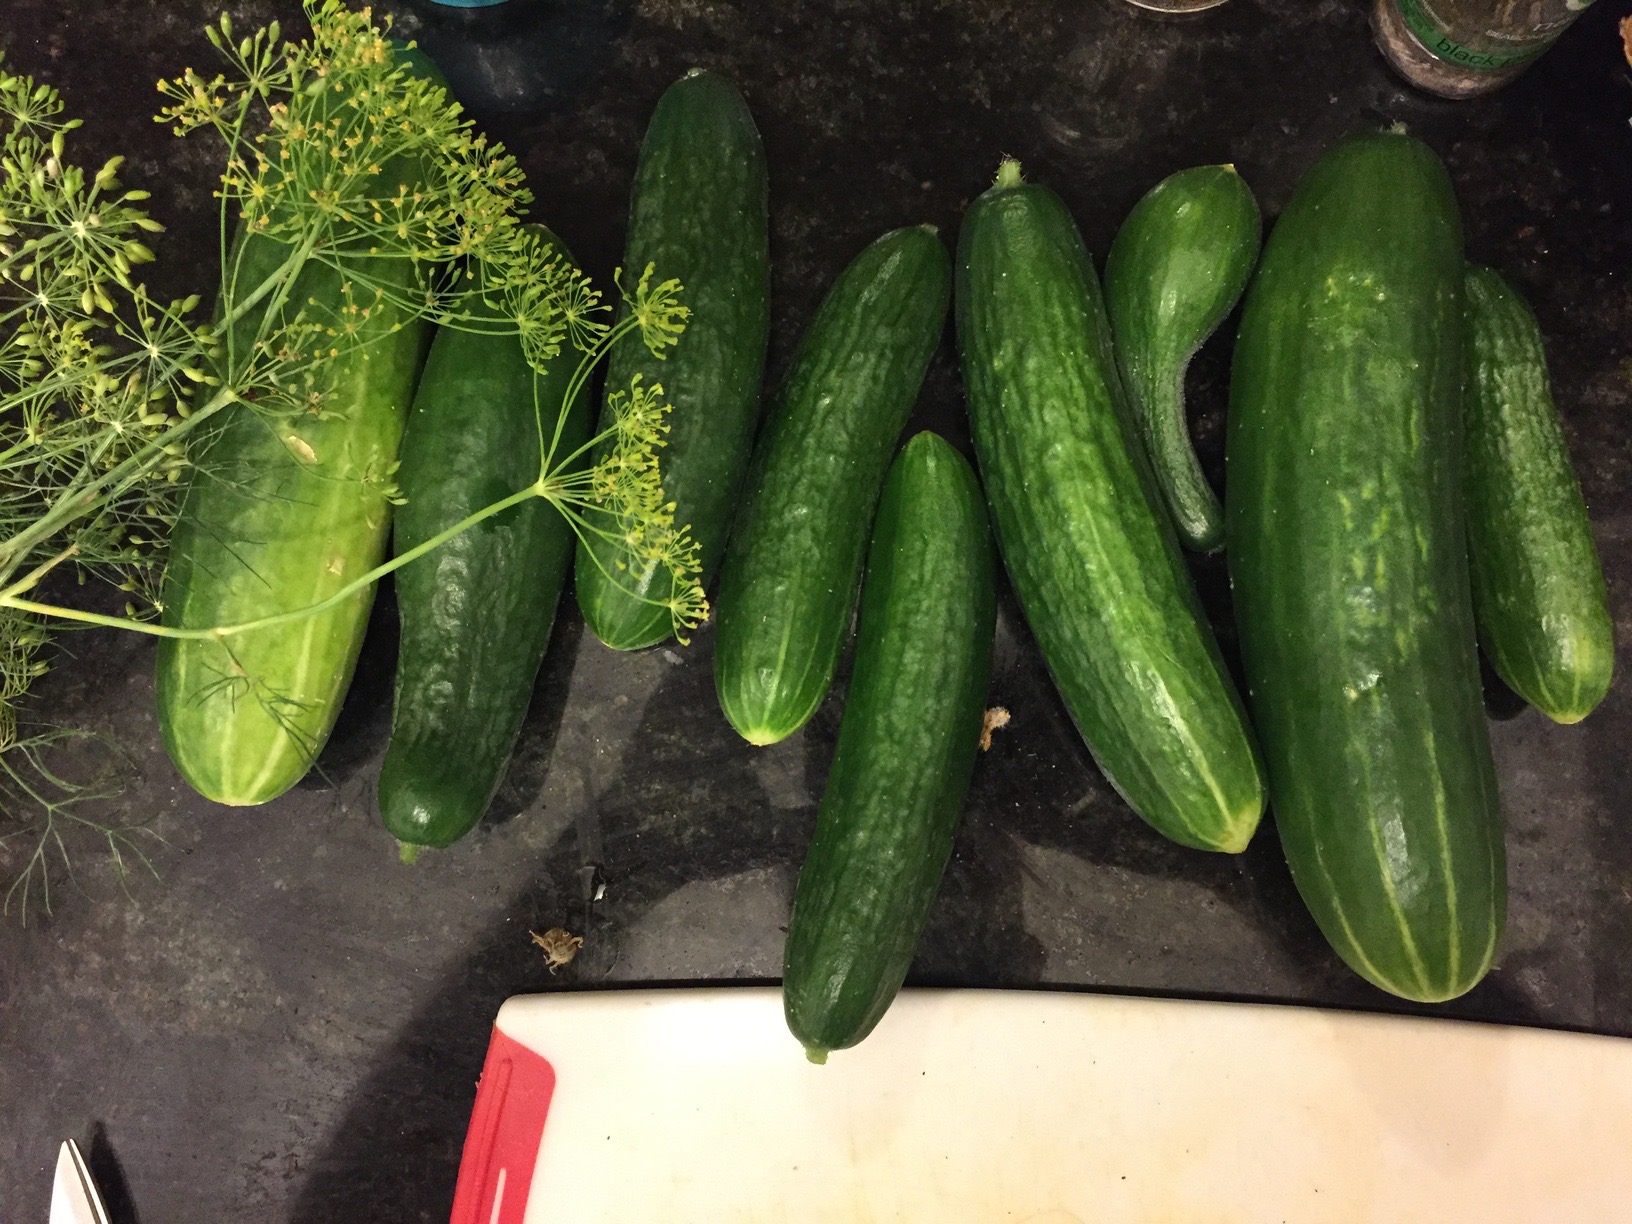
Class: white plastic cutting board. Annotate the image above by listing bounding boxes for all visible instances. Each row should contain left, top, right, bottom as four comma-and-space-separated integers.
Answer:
449, 987, 1632, 1223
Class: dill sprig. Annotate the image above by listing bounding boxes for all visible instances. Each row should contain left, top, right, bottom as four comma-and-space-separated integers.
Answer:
0, 60, 203, 917
142, 2, 704, 643
0, 3, 704, 917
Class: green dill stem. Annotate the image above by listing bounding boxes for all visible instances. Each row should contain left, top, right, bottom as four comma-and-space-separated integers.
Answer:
0, 544, 78, 601
217, 100, 251, 341
220, 228, 323, 370
222, 237, 303, 329
537, 326, 646, 482
541, 344, 604, 473
1, 482, 545, 641
563, 316, 636, 418
539, 424, 622, 492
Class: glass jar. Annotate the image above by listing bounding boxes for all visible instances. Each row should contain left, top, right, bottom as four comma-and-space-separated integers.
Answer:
1371, 0, 1598, 98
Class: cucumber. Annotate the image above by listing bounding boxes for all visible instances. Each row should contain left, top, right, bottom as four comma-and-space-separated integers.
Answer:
955, 160, 1264, 854
156, 238, 429, 805
156, 57, 439, 806
1103, 164, 1260, 553
1227, 133, 1504, 1002
574, 68, 770, 650
714, 225, 950, 745
377, 228, 589, 852
1462, 264, 1614, 724
783, 431, 995, 1061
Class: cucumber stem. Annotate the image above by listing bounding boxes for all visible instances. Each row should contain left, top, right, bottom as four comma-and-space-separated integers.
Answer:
398, 841, 422, 865
804, 1045, 830, 1065
994, 158, 1024, 189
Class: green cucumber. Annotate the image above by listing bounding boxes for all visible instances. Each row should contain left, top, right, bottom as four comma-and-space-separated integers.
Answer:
156, 50, 440, 806
377, 228, 589, 852
1104, 164, 1260, 553
156, 239, 429, 806
574, 68, 770, 650
714, 225, 950, 745
783, 431, 995, 1061
956, 160, 1264, 854
1462, 264, 1614, 724
1227, 133, 1504, 1002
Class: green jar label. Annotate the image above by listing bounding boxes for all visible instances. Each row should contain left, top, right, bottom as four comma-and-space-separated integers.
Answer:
1396, 0, 1594, 72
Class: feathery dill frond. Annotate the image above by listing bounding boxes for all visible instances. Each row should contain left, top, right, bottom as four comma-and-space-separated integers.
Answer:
0, 3, 707, 915
0, 64, 204, 699
0, 60, 204, 918
157, 6, 706, 642
0, 725, 160, 922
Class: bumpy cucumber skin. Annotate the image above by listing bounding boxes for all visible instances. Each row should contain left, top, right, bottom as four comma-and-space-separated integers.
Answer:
1462, 265, 1614, 725
956, 171, 1265, 854
156, 236, 429, 806
157, 51, 443, 806
1227, 134, 1504, 1003
783, 432, 995, 1059
377, 230, 589, 850
1104, 164, 1260, 553
575, 69, 770, 651
714, 226, 950, 746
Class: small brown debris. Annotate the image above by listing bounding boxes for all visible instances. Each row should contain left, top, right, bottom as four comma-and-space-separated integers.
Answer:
1622, 16, 1632, 66
979, 706, 1011, 751
530, 927, 583, 973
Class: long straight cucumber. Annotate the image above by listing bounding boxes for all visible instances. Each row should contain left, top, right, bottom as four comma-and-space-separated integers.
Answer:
956, 160, 1264, 854
575, 69, 770, 650
1462, 264, 1614, 724
156, 236, 429, 805
378, 228, 589, 852
783, 432, 995, 1061
1227, 134, 1504, 1002
156, 51, 439, 805
714, 225, 950, 745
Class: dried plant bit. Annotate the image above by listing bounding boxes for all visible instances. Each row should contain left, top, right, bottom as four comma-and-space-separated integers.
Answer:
979, 706, 1010, 752
530, 927, 583, 973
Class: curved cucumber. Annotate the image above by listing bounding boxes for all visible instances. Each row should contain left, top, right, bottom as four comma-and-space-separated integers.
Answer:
378, 228, 589, 851
575, 68, 770, 650
1463, 264, 1613, 724
1104, 164, 1260, 552
1227, 134, 1504, 1002
714, 225, 950, 745
956, 160, 1264, 854
783, 432, 995, 1061
156, 236, 429, 805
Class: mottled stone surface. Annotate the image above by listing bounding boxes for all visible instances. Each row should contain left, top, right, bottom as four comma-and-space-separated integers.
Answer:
1, 1, 1629, 1220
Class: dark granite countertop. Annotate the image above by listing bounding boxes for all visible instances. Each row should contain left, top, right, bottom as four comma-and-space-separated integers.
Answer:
1, 1, 1629, 1220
